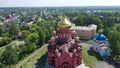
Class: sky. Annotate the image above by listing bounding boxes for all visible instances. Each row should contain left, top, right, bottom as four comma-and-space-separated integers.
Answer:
0, 0, 120, 7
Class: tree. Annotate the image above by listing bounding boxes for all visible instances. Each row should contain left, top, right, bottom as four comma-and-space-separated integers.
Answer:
115, 41, 120, 55
18, 44, 27, 60
21, 30, 30, 40
91, 17, 102, 30
109, 31, 120, 58
19, 24, 30, 31
36, 27, 46, 47
26, 43, 37, 53
8, 23, 19, 40
0, 37, 12, 47
45, 29, 50, 43
25, 33, 39, 44
73, 16, 84, 26
1, 45, 18, 65
103, 27, 110, 37
2, 32, 10, 38
0, 25, 4, 36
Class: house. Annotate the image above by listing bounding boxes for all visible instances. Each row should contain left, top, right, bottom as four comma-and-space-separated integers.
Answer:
71, 24, 97, 39
92, 34, 110, 57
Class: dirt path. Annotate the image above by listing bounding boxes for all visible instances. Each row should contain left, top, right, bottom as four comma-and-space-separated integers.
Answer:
16, 44, 48, 68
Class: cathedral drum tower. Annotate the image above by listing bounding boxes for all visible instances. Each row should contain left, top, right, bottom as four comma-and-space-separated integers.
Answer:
47, 16, 82, 68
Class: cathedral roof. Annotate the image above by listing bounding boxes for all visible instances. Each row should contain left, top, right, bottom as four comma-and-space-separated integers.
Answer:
58, 16, 72, 29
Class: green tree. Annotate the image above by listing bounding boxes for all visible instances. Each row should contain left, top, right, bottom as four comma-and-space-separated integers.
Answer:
18, 44, 28, 60
109, 31, 120, 58
2, 32, 10, 38
0, 25, 4, 36
37, 27, 46, 47
21, 30, 30, 40
1, 45, 18, 65
73, 16, 84, 26
25, 33, 39, 44
0, 37, 12, 47
26, 43, 37, 53
115, 41, 120, 55
103, 27, 110, 37
91, 17, 102, 30
8, 23, 19, 39
45, 29, 50, 43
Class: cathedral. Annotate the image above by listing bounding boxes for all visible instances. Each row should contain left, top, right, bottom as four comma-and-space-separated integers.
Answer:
46, 16, 82, 68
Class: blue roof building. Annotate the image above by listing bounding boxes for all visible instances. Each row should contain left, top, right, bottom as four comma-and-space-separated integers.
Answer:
92, 34, 110, 57
93, 34, 108, 44
94, 34, 108, 41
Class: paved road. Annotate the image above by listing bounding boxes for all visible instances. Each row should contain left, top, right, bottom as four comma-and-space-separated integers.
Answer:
81, 43, 92, 50
81, 42, 120, 68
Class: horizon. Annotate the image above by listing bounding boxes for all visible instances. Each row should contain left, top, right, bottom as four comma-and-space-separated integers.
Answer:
0, 5, 120, 8
0, 0, 120, 7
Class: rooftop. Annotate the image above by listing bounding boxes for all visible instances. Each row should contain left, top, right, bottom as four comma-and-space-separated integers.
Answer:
71, 26, 95, 31
100, 45, 108, 50
94, 34, 108, 41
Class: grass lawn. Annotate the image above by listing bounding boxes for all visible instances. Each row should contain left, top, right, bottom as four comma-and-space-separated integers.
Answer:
18, 44, 48, 68
82, 47, 102, 68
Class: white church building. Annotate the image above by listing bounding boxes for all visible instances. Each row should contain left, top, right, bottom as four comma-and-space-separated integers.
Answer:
92, 34, 110, 57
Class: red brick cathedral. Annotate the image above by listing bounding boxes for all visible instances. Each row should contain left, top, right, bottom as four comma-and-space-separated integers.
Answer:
47, 16, 82, 68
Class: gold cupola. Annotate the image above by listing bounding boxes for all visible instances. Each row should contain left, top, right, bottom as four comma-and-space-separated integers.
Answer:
75, 36, 79, 41
58, 16, 72, 29
72, 30, 76, 34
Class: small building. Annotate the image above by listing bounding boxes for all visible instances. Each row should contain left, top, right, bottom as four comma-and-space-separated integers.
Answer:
71, 24, 97, 39
92, 34, 110, 57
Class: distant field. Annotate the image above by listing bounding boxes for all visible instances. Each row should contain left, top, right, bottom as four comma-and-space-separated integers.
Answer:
102, 10, 120, 13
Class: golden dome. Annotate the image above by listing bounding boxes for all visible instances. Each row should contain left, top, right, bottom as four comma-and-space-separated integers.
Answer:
72, 30, 76, 34
58, 16, 72, 29
73, 49, 77, 52
75, 36, 79, 41
55, 49, 59, 53
53, 31, 56, 34
51, 36, 55, 40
